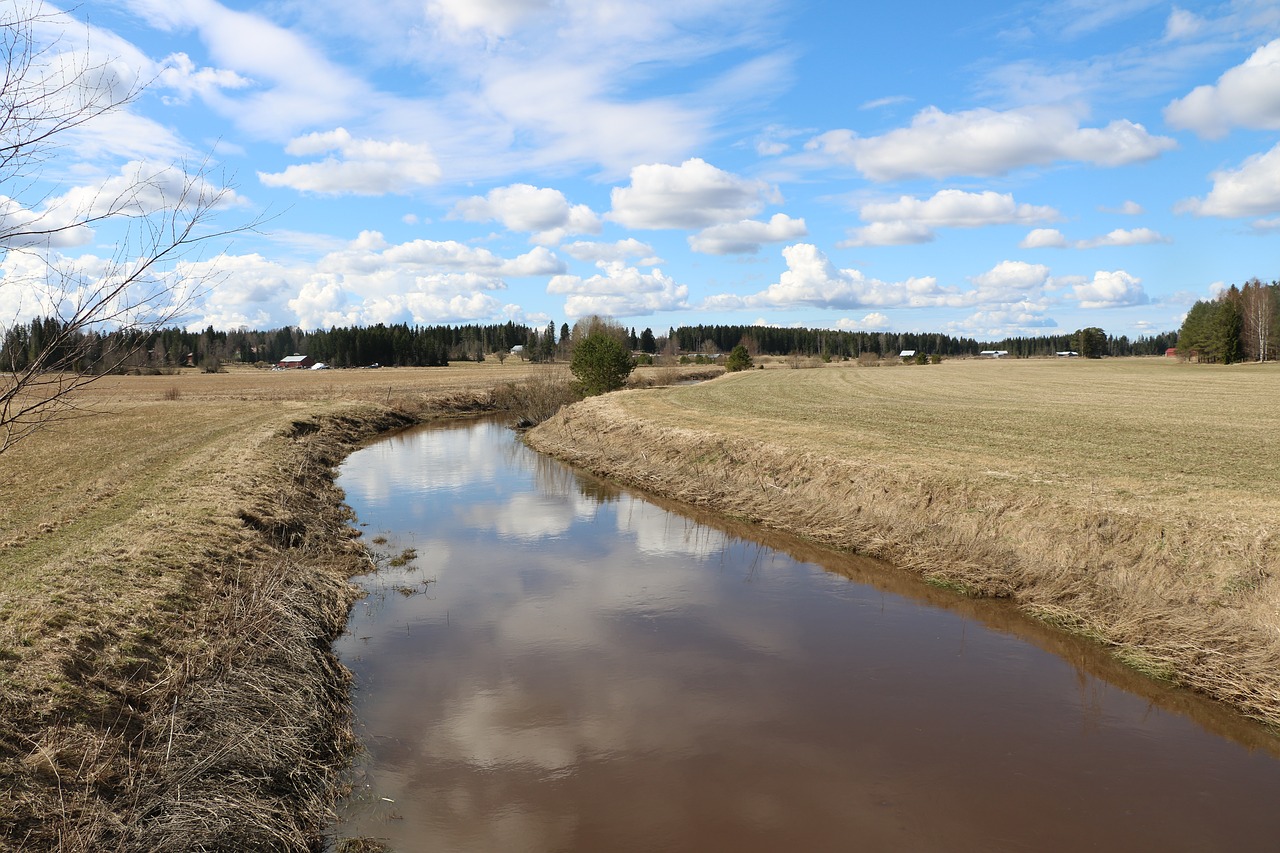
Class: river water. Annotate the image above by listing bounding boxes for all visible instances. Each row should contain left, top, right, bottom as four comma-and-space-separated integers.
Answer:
330, 418, 1280, 852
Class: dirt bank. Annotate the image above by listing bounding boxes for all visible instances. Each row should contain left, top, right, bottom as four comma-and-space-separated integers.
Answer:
526, 391, 1280, 730
1, 403, 432, 852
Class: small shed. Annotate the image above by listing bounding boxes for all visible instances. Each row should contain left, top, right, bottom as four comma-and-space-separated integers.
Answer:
277, 354, 314, 369
899, 349, 916, 359
1165, 347, 1178, 357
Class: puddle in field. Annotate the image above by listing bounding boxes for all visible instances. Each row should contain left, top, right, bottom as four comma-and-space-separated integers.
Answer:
329, 417, 1280, 852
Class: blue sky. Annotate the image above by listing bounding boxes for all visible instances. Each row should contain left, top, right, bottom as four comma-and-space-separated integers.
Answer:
7, 0, 1280, 338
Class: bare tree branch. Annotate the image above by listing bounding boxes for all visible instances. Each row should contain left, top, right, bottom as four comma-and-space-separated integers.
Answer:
0, 2, 252, 454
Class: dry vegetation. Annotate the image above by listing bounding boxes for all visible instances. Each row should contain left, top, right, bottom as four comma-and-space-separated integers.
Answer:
0, 362, 549, 851
528, 357, 1280, 728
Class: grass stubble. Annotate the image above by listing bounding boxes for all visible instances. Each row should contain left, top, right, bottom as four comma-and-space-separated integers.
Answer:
0, 363, 554, 851
528, 358, 1280, 730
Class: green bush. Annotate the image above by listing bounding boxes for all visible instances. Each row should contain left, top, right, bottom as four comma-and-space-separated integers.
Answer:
571, 332, 635, 396
725, 344, 753, 372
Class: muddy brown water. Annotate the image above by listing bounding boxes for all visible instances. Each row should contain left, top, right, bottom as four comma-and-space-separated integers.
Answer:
330, 418, 1280, 852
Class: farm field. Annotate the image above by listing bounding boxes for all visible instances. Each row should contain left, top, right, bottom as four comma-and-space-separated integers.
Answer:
528, 357, 1280, 728
0, 360, 569, 850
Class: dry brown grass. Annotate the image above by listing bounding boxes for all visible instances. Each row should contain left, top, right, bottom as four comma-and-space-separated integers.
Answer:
0, 361, 551, 851
527, 357, 1280, 728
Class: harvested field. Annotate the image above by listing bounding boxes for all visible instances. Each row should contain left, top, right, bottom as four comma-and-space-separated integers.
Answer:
0, 362, 561, 851
527, 357, 1280, 729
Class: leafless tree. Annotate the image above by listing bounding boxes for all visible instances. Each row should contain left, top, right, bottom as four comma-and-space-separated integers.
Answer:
1239, 278, 1274, 363
0, 2, 244, 453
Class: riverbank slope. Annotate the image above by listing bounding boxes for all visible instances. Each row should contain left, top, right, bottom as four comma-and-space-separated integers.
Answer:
0, 364, 531, 851
526, 359, 1280, 728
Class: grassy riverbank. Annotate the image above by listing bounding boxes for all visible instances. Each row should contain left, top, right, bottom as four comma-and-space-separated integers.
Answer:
527, 357, 1280, 728
0, 363, 550, 851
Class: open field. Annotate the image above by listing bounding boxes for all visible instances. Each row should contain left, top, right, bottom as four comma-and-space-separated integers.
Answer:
528, 357, 1280, 728
0, 361, 573, 851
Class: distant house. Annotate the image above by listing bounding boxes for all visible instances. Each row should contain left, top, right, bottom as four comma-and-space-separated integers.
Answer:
510, 345, 524, 355
978, 350, 1009, 358
277, 354, 314, 369
899, 349, 916, 359
1055, 351, 1079, 357
1165, 347, 1179, 358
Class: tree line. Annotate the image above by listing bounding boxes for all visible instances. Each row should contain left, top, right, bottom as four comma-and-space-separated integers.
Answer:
666, 324, 1176, 359
4, 315, 1185, 375
1176, 279, 1278, 364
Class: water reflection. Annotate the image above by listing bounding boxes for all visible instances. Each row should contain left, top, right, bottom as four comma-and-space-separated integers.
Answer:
332, 419, 1280, 852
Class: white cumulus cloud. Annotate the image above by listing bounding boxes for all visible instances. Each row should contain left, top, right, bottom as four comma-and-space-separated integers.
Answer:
1071, 270, 1149, 308
608, 158, 781, 229
1021, 228, 1069, 248
1022, 226, 1169, 248
562, 239, 662, 266
258, 128, 441, 195
1176, 142, 1280, 218
842, 190, 1057, 246
689, 213, 808, 255
804, 105, 1175, 181
547, 262, 689, 317
835, 312, 891, 331
708, 246, 1060, 314
1165, 39, 1280, 139
453, 184, 601, 245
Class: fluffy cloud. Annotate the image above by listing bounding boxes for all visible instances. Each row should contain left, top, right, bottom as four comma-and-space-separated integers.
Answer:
561, 239, 662, 266
172, 231, 567, 329
1, 162, 244, 250
1176, 142, 1280, 218
1071, 270, 1149, 308
689, 213, 807, 255
452, 184, 601, 245
835, 312, 891, 331
1165, 39, 1280, 139
950, 305, 1058, 337
158, 51, 252, 104
319, 234, 564, 278
839, 221, 936, 247
258, 128, 441, 195
707, 246, 1058, 313
843, 190, 1057, 246
804, 105, 1175, 181
608, 159, 781, 229
1021, 226, 1169, 248
722, 244, 953, 310
1101, 200, 1144, 215
1020, 228, 1069, 249
547, 262, 689, 317
969, 261, 1051, 300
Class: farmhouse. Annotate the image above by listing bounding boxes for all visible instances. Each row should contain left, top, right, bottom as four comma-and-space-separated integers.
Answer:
1055, 351, 1079, 357
277, 354, 314, 369
899, 349, 916, 359
978, 350, 1009, 358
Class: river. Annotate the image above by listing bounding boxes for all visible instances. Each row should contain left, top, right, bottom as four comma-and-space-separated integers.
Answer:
329, 417, 1280, 852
